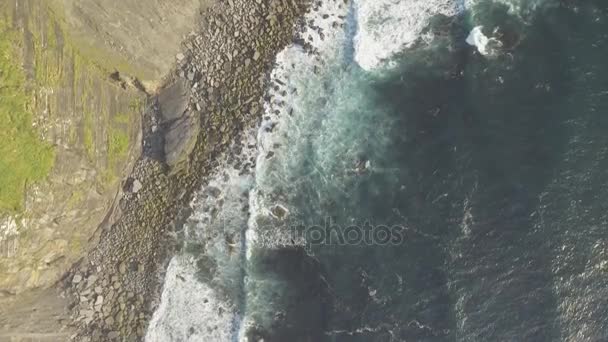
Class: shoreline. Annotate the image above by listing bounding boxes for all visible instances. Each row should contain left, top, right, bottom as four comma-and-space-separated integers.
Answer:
62, 0, 312, 340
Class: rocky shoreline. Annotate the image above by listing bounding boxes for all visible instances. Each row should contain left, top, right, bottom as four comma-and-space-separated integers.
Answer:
63, 0, 311, 340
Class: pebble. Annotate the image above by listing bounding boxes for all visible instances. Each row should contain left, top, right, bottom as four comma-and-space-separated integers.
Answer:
119, 262, 127, 274
86, 275, 98, 287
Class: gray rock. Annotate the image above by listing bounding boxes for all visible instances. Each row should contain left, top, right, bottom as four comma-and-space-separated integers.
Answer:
187, 70, 195, 81
132, 179, 143, 193
206, 186, 222, 198
72, 274, 83, 284
164, 112, 200, 168
108, 331, 120, 339
158, 80, 190, 124
80, 309, 94, 317
79, 309, 95, 325
270, 204, 289, 219
86, 275, 98, 287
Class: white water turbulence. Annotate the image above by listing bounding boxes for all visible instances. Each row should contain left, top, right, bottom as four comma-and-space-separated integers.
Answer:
237, 0, 355, 338
353, 0, 462, 71
146, 130, 259, 341
145, 256, 237, 341
466, 26, 492, 55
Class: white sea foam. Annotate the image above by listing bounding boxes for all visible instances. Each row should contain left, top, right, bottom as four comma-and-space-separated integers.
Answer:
353, 0, 462, 71
466, 26, 491, 55
145, 256, 239, 342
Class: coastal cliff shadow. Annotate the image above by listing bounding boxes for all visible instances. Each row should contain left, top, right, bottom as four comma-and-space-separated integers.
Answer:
369, 3, 576, 340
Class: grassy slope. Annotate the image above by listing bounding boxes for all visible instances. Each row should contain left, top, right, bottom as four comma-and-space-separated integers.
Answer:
0, 1, 142, 212
0, 18, 55, 212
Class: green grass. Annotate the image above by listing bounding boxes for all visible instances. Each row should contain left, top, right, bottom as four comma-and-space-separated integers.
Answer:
106, 117, 129, 177
112, 112, 131, 125
108, 130, 129, 161
107, 110, 132, 167
100, 128, 129, 185
0, 19, 55, 212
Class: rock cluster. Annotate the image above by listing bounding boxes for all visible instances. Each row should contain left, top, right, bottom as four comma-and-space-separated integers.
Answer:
64, 0, 310, 340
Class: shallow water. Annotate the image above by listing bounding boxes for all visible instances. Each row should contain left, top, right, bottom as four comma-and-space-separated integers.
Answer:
147, 0, 608, 341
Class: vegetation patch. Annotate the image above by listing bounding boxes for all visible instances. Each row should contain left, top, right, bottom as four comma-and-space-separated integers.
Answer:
103, 113, 131, 184
108, 129, 129, 163
0, 19, 55, 212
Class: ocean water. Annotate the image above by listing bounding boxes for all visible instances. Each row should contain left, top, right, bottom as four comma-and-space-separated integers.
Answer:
147, 0, 608, 341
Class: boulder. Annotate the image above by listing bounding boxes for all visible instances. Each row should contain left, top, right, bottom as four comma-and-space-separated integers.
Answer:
158, 80, 190, 124
164, 111, 200, 169
132, 180, 143, 193
156, 79, 201, 170
72, 274, 83, 284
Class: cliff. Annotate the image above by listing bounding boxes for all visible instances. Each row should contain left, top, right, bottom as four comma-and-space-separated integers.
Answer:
0, 0, 202, 296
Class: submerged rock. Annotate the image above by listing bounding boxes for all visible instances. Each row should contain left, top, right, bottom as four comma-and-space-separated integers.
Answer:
270, 204, 289, 220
